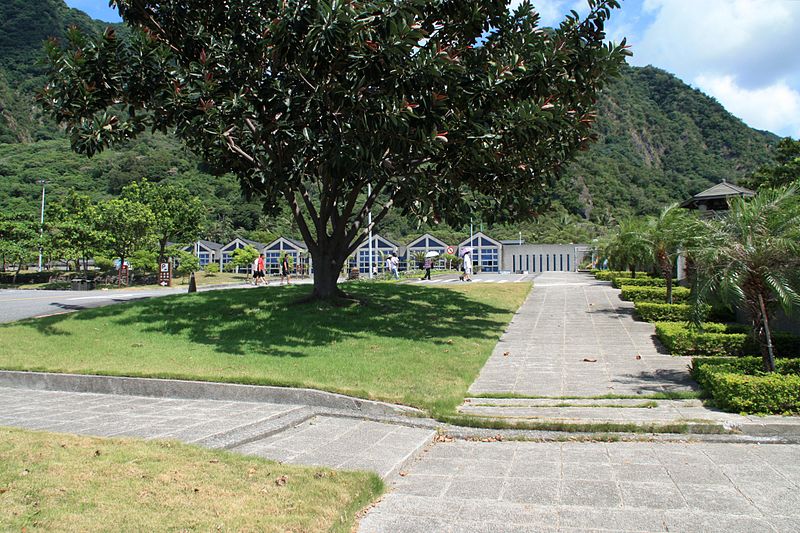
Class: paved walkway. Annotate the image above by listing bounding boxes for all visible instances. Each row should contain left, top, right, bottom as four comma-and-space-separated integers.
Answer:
469, 272, 694, 397
361, 440, 800, 532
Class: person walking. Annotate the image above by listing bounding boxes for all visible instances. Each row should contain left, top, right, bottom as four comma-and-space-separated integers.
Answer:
253, 253, 267, 286
462, 251, 473, 282
280, 253, 291, 285
421, 257, 432, 280
390, 252, 400, 279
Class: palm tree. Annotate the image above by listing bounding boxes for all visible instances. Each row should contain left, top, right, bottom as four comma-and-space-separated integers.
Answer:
604, 217, 653, 278
644, 204, 702, 303
694, 187, 800, 372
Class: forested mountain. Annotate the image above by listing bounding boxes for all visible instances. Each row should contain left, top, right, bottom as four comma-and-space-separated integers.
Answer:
0, 0, 780, 245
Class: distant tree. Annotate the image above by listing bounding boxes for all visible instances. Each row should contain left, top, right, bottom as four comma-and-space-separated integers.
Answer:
228, 245, 259, 273
121, 179, 204, 264
694, 187, 800, 372
46, 191, 105, 275
96, 198, 155, 282
604, 217, 652, 278
742, 138, 800, 191
41, 0, 629, 299
644, 205, 702, 303
0, 212, 38, 282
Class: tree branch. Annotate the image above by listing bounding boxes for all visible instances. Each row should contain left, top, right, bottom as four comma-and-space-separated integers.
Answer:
283, 189, 318, 253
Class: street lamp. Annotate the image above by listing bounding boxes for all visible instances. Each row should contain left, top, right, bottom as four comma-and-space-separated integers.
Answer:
37, 180, 47, 272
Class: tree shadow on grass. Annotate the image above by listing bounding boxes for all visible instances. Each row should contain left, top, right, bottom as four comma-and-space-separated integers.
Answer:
18, 284, 515, 359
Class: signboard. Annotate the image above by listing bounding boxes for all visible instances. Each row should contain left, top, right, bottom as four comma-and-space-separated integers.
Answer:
158, 262, 172, 287
446, 246, 455, 255
119, 264, 129, 286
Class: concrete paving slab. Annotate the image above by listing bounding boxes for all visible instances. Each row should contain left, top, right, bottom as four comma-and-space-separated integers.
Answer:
233, 416, 435, 479
360, 440, 800, 533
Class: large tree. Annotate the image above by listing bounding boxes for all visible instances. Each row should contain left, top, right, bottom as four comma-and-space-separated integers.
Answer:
96, 197, 155, 283
40, 0, 629, 299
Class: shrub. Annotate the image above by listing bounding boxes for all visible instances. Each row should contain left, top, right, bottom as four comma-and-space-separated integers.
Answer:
691, 357, 800, 414
0, 271, 61, 284
594, 270, 631, 281
620, 286, 690, 303
204, 263, 220, 275
634, 302, 709, 322
656, 322, 746, 356
612, 277, 672, 289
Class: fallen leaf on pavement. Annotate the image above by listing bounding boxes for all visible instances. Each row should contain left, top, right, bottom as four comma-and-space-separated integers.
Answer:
583, 358, 597, 362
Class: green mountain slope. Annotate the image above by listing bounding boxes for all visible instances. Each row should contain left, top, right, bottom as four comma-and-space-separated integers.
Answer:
0, 0, 780, 244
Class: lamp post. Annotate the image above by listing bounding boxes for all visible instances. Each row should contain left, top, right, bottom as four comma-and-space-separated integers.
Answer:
367, 182, 373, 279
37, 180, 47, 272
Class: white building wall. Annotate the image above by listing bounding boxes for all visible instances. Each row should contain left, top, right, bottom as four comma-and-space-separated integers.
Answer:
502, 244, 588, 273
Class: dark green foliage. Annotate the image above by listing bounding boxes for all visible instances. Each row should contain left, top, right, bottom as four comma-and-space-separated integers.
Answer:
620, 286, 690, 303
634, 302, 708, 323
691, 357, 800, 414
741, 138, 800, 190
612, 277, 670, 288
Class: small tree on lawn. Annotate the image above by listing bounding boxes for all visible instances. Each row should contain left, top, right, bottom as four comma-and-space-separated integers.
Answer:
228, 245, 260, 273
693, 187, 800, 372
171, 248, 200, 281
40, 0, 629, 300
122, 179, 204, 264
97, 198, 155, 283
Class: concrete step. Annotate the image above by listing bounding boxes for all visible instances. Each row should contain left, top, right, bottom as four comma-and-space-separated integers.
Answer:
458, 398, 800, 438
232, 415, 436, 479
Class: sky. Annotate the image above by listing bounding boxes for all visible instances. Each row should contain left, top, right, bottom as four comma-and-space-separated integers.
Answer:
66, 0, 800, 139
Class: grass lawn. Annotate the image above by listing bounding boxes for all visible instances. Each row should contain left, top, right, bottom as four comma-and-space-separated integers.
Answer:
0, 282, 530, 418
0, 426, 381, 532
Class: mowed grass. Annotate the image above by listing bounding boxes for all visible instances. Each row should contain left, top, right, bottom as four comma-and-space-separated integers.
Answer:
0, 282, 530, 417
0, 426, 382, 532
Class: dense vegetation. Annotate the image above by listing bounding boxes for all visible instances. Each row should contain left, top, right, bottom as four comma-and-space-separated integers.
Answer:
0, 0, 781, 246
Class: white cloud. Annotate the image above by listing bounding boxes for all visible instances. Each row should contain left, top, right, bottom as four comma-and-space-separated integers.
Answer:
695, 75, 800, 138
634, 0, 800, 89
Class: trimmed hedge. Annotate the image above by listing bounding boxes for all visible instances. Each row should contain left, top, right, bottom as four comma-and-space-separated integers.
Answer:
634, 302, 710, 322
0, 271, 60, 284
691, 357, 800, 414
656, 322, 746, 356
656, 322, 800, 358
612, 277, 672, 289
620, 286, 690, 303
594, 270, 632, 281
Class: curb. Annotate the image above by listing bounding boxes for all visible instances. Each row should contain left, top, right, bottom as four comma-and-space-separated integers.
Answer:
0, 371, 424, 419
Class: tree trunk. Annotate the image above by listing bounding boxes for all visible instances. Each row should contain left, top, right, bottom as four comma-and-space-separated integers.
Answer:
630, 265, 637, 279
310, 249, 347, 300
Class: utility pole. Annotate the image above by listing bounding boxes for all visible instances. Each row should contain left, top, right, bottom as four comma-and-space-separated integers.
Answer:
37, 180, 47, 272
367, 182, 373, 279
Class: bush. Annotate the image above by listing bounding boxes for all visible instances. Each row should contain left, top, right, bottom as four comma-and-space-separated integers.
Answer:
691, 357, 800, 414
620, 286, 690, 303
656, 322, 746, 356
634, 302, 709, 322
594, 270, 631, 281
612, 277, 673, 289
204, 263, 220, 275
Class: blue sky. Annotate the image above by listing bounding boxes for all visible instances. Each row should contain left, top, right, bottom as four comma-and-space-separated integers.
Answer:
67, 0, 800, 138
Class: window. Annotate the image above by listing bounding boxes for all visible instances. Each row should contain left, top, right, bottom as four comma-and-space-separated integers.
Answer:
198, 252, 210, 267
